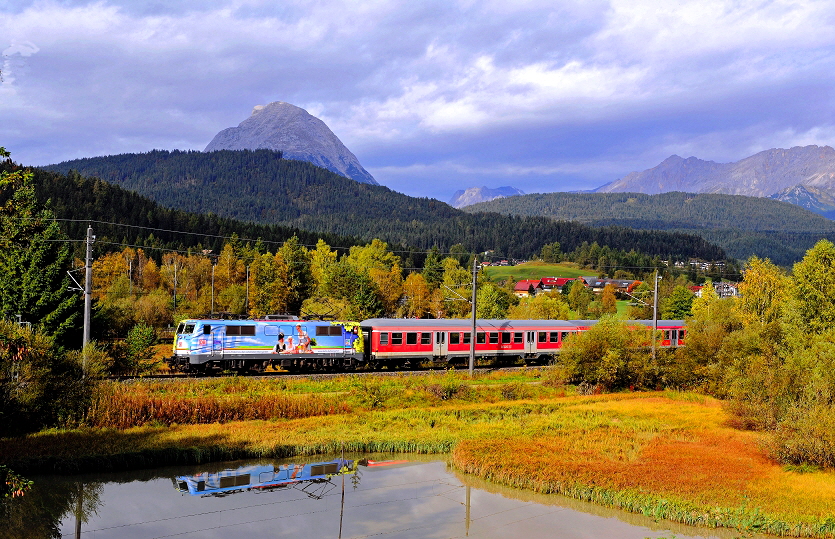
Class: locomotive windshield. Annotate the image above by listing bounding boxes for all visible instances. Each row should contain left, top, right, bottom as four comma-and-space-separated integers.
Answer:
176, 323, 195, 335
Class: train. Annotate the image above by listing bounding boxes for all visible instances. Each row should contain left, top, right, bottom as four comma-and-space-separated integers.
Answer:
167, 317, 686, 374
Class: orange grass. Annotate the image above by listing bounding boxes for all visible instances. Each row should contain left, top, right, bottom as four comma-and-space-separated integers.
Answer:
452, 395, 835, 536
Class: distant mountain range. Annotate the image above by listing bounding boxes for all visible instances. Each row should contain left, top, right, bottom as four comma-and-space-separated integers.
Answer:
464, 191, 835, 266
596, 145, 835, 217
40, 149, 725, 262
205, 101, 378, 185
449, 186, 524, 208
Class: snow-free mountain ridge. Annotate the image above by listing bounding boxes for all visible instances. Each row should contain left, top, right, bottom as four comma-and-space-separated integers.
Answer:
205, 101, 378, 185
595, 145, 835, 217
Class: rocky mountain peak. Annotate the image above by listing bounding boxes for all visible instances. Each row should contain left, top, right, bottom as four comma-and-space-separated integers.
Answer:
205, 101, 378, 185
594, 145, 835, 216
450, 186, 524, 208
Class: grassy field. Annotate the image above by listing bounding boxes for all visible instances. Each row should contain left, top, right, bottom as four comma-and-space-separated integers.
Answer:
3, 373, 835, 536
484, 261, 590, 282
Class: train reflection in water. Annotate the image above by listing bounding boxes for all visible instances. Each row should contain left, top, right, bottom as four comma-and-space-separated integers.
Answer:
174, 458, 366, 499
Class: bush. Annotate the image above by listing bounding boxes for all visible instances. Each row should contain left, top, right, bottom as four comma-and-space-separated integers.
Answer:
540, 365, 568, 389
0, 321, 93, 435
425, 370, 468, 400
499, 381, 531, 400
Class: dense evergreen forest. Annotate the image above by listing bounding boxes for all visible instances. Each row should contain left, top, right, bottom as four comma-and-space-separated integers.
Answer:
0, 161, 361, 261
464, 191, 835, 265
43, 150, 726, 262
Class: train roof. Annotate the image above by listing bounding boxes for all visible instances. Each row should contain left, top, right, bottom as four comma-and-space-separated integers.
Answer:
360, 318, 685, 328
361, 319, 582, 329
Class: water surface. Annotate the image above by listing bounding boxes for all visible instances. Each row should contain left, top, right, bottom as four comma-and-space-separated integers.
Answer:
3, 455, 771, 539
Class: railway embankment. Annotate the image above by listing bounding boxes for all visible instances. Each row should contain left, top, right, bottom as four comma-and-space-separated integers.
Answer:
3, 371, 835, 537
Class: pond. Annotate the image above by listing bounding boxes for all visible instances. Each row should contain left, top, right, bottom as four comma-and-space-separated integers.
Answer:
3, 455, 772, 539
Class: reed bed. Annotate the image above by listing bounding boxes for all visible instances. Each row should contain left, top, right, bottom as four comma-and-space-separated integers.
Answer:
87, 383, 350, 428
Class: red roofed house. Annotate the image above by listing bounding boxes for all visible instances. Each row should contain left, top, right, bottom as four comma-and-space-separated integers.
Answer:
540, 277, 578, 290
514, 279, 543, 297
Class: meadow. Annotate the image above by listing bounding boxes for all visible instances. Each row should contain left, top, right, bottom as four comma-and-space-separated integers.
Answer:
3, 371, 835, 537
483, 261, 589, 282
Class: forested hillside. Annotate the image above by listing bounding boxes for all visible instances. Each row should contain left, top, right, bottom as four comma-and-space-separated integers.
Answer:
464, 191, 835, 265
43, 150, 726, 261
1, 161, 359, 259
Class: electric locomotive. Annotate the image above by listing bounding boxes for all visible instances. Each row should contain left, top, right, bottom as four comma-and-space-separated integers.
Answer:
168, 317, 363, 374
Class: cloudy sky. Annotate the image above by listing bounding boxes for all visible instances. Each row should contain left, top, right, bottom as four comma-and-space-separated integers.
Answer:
2, 0, 835, 201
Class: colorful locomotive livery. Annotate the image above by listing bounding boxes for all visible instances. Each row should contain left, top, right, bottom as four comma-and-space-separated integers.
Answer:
169, 318, 362, 373
168, 317, 685, 373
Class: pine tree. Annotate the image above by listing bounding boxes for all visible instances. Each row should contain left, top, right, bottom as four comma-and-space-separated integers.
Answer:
0, 148, 79, 343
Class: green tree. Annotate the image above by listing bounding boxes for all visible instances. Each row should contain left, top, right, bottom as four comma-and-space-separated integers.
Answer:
278, 235, 312, 314
476, 282, 515, 319
791, 239, 835, 334
567, 280, 592, 318
345, 239, 400, 272
540, 241, 561, 263
736, 256, 789, 326
421, 246, 443, 289
508, 292, 572, 319
661, 285, 694, 319
0, 148, 79, 342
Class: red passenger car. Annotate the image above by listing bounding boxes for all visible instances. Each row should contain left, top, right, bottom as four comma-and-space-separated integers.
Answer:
360, 319, 686, 367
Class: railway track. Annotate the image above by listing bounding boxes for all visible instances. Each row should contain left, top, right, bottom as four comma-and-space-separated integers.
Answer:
109, 365, 530, 382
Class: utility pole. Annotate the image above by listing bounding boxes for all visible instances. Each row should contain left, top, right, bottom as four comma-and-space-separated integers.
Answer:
128, 258, 133, 296
652, 269, 660, 362
82, 226, 94, 376
173, 261, 177, 312
211, 262, 215, 315
469, 257, 478, 377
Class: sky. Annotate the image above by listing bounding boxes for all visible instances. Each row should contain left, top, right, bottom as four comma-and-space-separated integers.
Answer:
2, 0, 835, 202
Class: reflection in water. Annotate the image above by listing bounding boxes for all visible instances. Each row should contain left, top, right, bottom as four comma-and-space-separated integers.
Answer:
173, 458, 359, 499
1, 456, 775, 539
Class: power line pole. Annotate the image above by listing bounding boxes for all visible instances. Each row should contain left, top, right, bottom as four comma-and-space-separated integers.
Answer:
82, 226, 94, 376
652, 269, 660, 362
469, 257, 478, 377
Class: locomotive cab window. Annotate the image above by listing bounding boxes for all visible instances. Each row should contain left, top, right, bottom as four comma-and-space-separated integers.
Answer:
202, 324, 211, 335
391, 332, 402, 345
406, 332, 418, 345
513, 332, 523, 343
489, 333, 498, 344
421, 332, 431, 345
449, 332, 460, 345
183, 324, 195, 334
379, 333, 389, 345
501, 332, 511, 344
